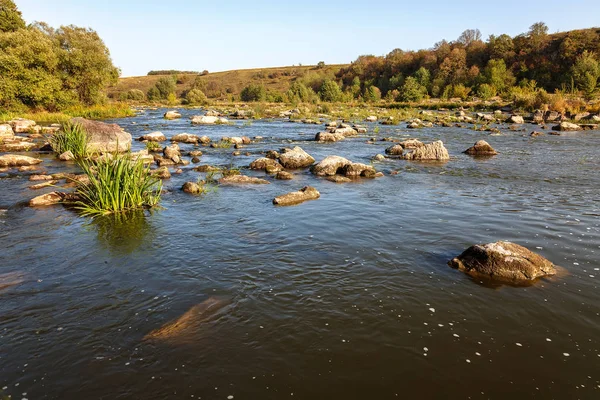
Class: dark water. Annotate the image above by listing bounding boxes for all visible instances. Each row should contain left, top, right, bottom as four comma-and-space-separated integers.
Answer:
1, 108, 599, 399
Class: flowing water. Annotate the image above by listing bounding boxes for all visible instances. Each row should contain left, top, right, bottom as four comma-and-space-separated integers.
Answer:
1, 109, 599, 399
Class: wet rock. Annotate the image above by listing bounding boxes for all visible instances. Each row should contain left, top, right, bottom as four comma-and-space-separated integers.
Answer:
385, 144, 404, 156
30, 174, 54, 181
316, 131, 345, 142
191, 115, 229, 125
71, 117, 132, 153
530, 131, 544, 137
463, 140, 498, 156
0, 140, 37, 152
507, 115, 524, 124
373, 154, 386, 162
342, 163, 377, 178
0, 123, 14, 137
152, 167, 171, 180
249, 157, 283, 173
163, 144, 181, 163
164, 110, 182, 120
171, 133, 199, 144
266, 150, 280, 159
9, 118, 36, 133
0, 271, 26, 291
205, 110, 221, 117
189, 150, 203, 157
448, 241, 557, 283
219, 175, 270, 185
399, 139, 424, 149
403, 141, 449, 161
182, 182, 202, 194
552, 121, 581, 131
232, 151, 241, 156
276, 171, 293, 180
366, 116, 377, 122
326, 175, 352, 183
353, 124, 368, 133
193, 165, 220, 172
476, 113, 495, 122
59, 151, 75, 161
29, 191, 65, 207
198, 135, 211, 144
311, 155, 352, 176
273, 186, 320, 206
191, 156, 201, 163
139, 131, 167, 142
0, 155, 42, 167
278, 146, 315, 169
29, 180, 58, 190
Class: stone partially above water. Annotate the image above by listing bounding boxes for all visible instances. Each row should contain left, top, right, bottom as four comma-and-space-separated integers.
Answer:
552, 122, 581, 131
139, 131, 167, 142
311, 156, 352, 176
278, 146, 315, 169
249, 157, 283, 173
385, 144, 404, 156
463, 140, 498, 156
449, 241, 557, 283
164, 111, 182, 120
0, 155, 42, 167
273, 186, 320, 206
0, 123, 14, 137
71, 117, 132, 153
219, 175, 270, 185
191, 115, 229, 125
402, 141, 449, 161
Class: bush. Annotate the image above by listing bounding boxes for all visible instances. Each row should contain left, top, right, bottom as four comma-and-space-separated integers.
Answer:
477, 84, 496, 100
49, 121, 88, 159
74, 153, 162, 216
318, 79, 342, 102
364, 85, 382, 102
154, 76, 176, 99
398, 77, 427, 102
186, 88, 209, 105
147, 87, 160, 101
240, 84, 266, 102
317, 61, 326, 69
119, 89, 145, 102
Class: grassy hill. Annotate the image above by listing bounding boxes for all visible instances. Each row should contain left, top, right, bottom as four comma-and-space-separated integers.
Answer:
108, 64, 348, 101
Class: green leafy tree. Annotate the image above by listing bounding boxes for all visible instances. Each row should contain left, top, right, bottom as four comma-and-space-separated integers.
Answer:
477, 83, 496, 100
483, 59, 515, 94
0, 0, 25, 33
364, 85, 381, 102
154, 76, 176, 100
240, 83, 266, 102
186, 88, 208, 105
146, 87, 160, 101
398, 77, 427, 102
414, 67, 431, 91
571, 51, 600, 100
286, 81, 312, 103
318, 79, 342, 102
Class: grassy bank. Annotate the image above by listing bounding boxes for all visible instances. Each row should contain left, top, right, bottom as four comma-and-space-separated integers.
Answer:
0, 103, 136, 124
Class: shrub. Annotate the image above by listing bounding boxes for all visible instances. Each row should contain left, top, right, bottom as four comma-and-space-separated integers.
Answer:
240, 84, 266, 102
398, 77, 427, 102
186, 88, 209, 105
147, 87, 160, 101
364, 85, 382, 102
74, 153, 162, 216
49, 121, 88, 159
319, 79, 342, 102
120, 89, 145, 102
154, 76, 176, 99
317, 61, 326, 69
477, 84, 496, 100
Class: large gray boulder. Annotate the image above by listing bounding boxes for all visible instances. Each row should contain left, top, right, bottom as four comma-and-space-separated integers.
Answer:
403, 141, 449, 161
278, 146, 315, 169
449, 241, 557, 283
71, 117, 132, 153
311, 156, 352, 176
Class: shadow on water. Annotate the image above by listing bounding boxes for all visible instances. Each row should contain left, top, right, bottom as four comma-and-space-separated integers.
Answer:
88, 210, 156, 255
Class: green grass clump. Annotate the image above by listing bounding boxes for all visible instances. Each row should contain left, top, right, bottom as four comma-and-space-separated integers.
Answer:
74, 153, 162, 216
145, 141, 162, 152
49, 121, 89, 159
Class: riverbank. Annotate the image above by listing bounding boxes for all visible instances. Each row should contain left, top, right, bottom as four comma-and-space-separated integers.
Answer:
0, 103, 136, 124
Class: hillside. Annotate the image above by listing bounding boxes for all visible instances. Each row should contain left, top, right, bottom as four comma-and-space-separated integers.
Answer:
108, 64, 348, 101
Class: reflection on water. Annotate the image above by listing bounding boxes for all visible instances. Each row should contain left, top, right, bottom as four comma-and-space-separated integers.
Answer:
90, 210, 155, 254
0, 108, 599, 399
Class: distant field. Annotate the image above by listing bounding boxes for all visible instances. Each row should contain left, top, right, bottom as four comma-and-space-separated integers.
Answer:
108, 64, 349, 100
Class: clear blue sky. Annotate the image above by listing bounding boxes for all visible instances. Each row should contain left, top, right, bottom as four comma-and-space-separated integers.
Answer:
15, 0, 600, 77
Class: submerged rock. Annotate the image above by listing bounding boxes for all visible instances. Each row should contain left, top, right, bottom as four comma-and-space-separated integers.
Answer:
448, 241, 557, 283
463, 140, 498, 156
71, 117, 132, 153
530, 131, 544, 137
0, 155, 42, 167
273, 186, 320, 206
326, 175, 352, 183
29, 191, 65, 207
275, 171, 293, 180
219, 175, 270, 185
0, 271, 26, 291
278, 146, 315, 169
402, 141, 449, 161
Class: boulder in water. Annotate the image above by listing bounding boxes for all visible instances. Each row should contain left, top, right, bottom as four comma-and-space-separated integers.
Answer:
278, 146, 315, 169
71, 117, 132, 153
273, 186, 320, 206
463, 140, 498, 156
403, 141, 449, 161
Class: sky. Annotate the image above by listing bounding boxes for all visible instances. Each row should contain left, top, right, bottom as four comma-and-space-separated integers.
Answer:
14, 0, 600, 77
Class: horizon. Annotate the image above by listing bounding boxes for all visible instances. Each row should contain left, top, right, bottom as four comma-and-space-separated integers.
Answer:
12, 0, 600, 77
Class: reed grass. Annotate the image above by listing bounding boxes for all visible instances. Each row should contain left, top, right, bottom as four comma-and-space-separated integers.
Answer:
74, 153, 162, 216
48, 121, 89, 159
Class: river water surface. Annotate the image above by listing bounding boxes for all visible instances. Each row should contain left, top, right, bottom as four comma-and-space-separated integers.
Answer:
1, 109, 599, 399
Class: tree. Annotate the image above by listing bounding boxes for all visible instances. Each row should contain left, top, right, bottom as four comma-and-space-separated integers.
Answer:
52, 25, 119, 104
488, 34, 515, 60
316, 61, 325, 69
364, 85, 381, 102
154, 76, 176, 99
186, 88, 208, 105
571, 51, 600, 99
457, 29, 482, 47
286, 81, 313, 103
399, 77, 427, 102
0, 0, 25, 33
528, 22, 549, 52
483, 59, 516, 94
240, 83, 266, 102
414, 67, 431, 91
318, 79, 342, 102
